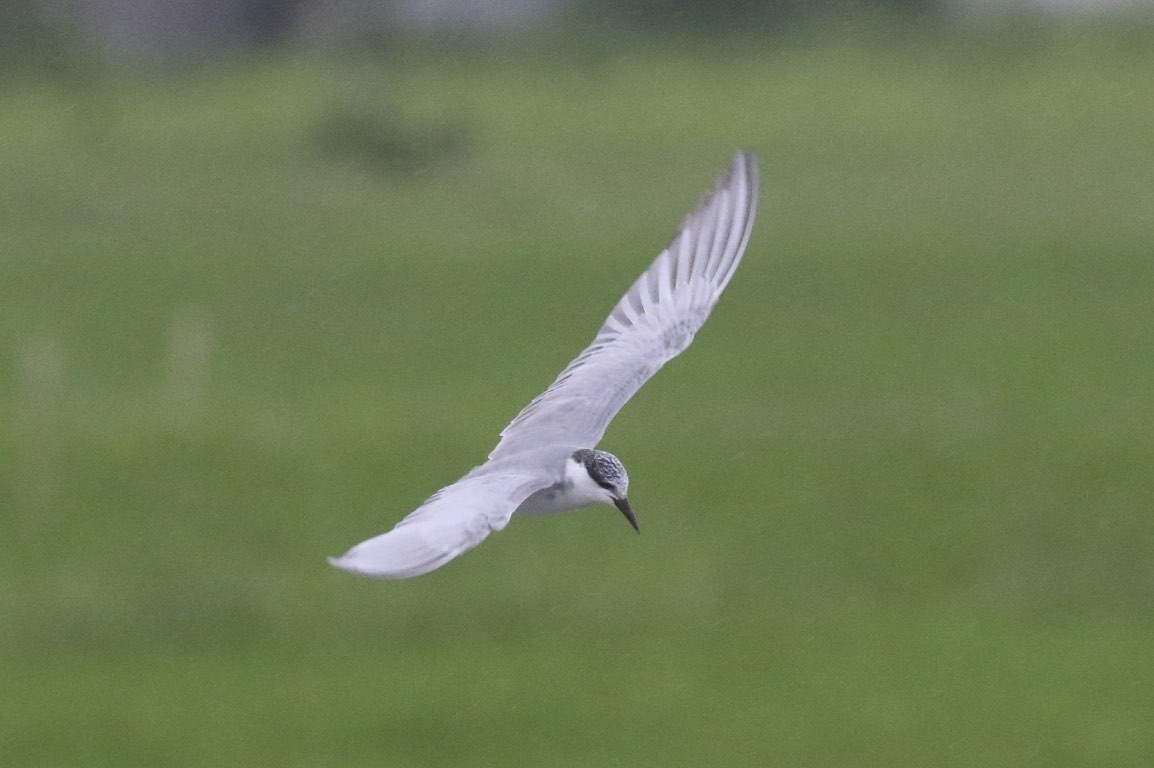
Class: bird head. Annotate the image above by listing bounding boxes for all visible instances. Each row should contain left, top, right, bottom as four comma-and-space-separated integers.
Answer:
572, 448, 638, 532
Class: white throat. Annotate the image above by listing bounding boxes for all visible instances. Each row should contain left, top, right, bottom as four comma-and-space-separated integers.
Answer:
515, 456, 612, 516
562, 455, 612, 507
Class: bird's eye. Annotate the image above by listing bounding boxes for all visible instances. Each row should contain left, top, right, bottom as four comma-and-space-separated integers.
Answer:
590, 471, 620, 493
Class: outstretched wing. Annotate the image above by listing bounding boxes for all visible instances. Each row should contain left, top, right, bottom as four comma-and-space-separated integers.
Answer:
489, 151, 759, 461
328, 471, 548, 579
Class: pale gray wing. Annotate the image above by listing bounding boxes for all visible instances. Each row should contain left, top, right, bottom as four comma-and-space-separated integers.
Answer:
488, 151, 759, 461
328, 470, 549, 579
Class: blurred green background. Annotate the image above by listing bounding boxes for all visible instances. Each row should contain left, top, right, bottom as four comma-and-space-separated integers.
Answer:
3, 1, 1154, 766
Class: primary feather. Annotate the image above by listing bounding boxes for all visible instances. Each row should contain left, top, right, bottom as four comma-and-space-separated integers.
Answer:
488, 151, 758, 460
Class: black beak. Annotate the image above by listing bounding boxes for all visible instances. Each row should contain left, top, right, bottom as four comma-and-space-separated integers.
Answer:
613, 497, 640, 533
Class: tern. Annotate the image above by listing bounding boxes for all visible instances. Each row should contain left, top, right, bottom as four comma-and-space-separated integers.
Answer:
330, 151, 759, 579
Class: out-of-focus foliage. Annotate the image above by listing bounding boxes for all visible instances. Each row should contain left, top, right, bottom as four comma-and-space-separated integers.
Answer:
0, 0, 84, 79
572, 0, 938, 35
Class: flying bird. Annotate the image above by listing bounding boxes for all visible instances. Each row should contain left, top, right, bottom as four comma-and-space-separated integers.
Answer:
330, 151, 759, 579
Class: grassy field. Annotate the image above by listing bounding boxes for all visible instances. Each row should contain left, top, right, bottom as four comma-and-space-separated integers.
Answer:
3, 28, 1154, 767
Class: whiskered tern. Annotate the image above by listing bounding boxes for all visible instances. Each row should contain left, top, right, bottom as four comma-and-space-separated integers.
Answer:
330, 151, 759, 579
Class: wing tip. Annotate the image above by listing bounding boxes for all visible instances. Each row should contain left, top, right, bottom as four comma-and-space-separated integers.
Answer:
669, 149, 760, 279
733, 147, 758, 168
327, 553, 374, 577
680, 149, 760, 233
328, 552, 412, 580
328, 547, 413, 579
729, 148, 760, 203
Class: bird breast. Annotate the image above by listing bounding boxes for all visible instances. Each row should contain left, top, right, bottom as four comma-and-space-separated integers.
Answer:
514, 482, 575, 516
